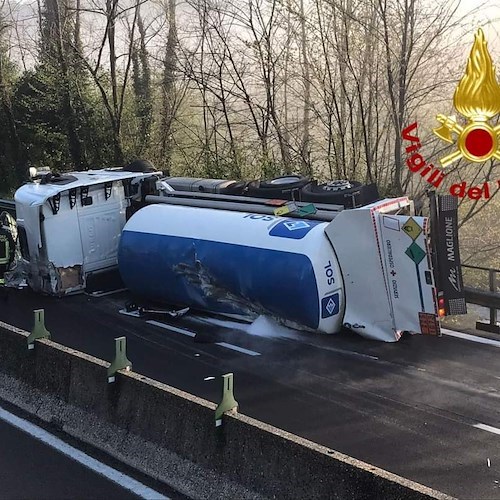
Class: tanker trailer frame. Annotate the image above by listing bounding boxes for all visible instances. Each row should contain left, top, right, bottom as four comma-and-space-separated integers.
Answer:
8, 167, 463, 341
119, 194, 441, 342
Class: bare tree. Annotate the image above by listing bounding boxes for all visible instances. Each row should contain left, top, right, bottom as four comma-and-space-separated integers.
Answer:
70, 0, 142, 163
0, 1, 23, 178
159, 0, 179, 171
42, 0, 87, 167
131, 8, 152, 155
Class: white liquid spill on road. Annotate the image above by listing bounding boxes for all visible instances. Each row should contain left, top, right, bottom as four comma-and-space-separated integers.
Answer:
197, 314, 379, 360
122, 309, 377, 360
0, 406, 169, 500
124, 312, 262, 356
196, 314, 301, 340
246, 315, 302, 339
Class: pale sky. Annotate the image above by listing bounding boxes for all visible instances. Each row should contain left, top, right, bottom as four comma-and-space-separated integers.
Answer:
5, 0, 500, 73
456, 0, 500, 56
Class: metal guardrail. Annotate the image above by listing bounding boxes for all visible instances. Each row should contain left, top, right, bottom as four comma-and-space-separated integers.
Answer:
462, 264, 500, 334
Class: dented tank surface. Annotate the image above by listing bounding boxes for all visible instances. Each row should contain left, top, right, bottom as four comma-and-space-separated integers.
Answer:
118, 204, 345, 334
173, 261, 275, 319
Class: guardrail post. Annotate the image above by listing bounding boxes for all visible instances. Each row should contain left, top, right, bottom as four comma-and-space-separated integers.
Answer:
215, 373, 238, 427
107, 337, 132, 383
27, 309, 51, 350
474, 268, 500, 334
489, 270, 497, 327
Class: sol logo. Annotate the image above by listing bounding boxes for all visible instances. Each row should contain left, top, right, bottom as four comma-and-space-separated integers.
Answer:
402, 28, 500, 199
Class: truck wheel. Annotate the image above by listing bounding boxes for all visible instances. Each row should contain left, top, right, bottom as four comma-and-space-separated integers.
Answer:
300, 180, 363, 207
125, 159, 156, 173
247, 175, 311, 200
220, 180, 247, 195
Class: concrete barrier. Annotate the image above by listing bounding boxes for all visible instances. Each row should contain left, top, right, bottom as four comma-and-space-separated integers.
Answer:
0, 320, 453, 499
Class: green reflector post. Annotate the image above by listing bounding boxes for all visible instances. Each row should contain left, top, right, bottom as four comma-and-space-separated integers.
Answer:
215, 373, 238, 427
27, 309, 51, 350
107, 336, 132, 383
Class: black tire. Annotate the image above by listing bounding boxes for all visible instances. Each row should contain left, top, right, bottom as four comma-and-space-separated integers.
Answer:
125, 159, 156, 173
247, 175, 311, 200
259, 175, 310, 190
359, 183, 380, 206
300, 180, 363, 208
125, 301, 138, 312
220, 180, 247, 195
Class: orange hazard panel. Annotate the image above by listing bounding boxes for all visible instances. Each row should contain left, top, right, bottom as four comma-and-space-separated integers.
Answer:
419, 312, 441, 336
264, 199, 288, 206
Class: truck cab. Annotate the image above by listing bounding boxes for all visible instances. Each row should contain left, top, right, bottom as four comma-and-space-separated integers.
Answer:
14, 168, 160, 295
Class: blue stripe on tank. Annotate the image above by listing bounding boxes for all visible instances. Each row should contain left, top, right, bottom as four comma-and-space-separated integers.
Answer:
118, 231, 320, 329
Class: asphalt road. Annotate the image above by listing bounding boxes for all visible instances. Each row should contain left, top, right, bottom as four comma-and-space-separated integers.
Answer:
2, 287, 500, 499
0, 405, 140, 500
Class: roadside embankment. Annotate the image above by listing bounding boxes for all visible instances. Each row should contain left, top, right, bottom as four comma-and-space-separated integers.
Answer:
0, 320, 453, 500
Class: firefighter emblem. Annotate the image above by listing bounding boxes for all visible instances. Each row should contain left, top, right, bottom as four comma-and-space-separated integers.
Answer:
433, 28, 500, 167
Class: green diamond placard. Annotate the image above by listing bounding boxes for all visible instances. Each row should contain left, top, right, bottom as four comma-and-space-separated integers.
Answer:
402, 217, 422, 240
296, 203, 317, 217
405, 242, 426, 264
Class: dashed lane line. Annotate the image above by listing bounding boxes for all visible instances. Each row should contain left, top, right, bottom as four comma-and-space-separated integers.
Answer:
147, 319, 196, 337
215, 342, 261, 356
474, 423, 500, 436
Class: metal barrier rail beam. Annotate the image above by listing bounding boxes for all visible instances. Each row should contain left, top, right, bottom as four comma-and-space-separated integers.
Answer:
464, 287, 500, 310
462, 264, 500, 274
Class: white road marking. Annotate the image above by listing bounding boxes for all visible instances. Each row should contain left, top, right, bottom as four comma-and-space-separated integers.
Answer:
122, 310, 261, 356
0, 406, 168, 500
146, 320, 196, 337
215, 342, 261, 356
474, 423, 500, 436
88, 288, 127, 298
119, 309, 140, 317
191, 316, 250, 331
441, 328, 500, 348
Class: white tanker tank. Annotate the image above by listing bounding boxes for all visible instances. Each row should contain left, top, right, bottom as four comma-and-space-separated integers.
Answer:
118, 198, 440, 342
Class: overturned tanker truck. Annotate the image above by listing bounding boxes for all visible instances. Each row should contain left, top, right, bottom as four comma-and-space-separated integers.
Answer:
8, 160, 466, 342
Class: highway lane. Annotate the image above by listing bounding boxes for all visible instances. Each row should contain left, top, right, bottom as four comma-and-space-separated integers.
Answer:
2, 288, 500, 498
0, 402, 169, 500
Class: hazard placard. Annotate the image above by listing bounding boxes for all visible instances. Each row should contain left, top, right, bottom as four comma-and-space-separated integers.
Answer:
419, 312, 441, 336
402, 217, 422, 240
265, 199, 287, 207
405, 242, 426, 264
274, 202, 298, 216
